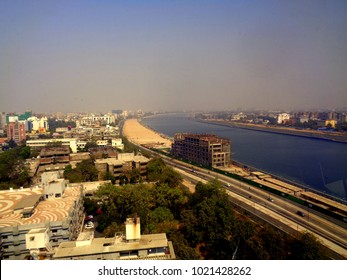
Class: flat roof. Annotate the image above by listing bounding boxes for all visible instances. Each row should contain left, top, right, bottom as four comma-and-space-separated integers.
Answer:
0, 186, 82, 228
95, 158, 124, 165
39, 147, 70, 156
53, 233, 169, 258
13, 194, 42, 211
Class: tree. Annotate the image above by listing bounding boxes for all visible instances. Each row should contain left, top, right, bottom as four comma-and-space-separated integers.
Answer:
7, 139, 17, 148
84, 141, 98, 152
159, 166, 183, 188
103, 171, 116, 184
0, 146, 32, 189
181, 180, 236, 259
147, 158, 183, 187
63, 159, 98, 183
147, 157, 166, 181
128, 168, 142, 184
153, 183, 189, 218
19, 146, 31, 159
289, 232, 328, 259
121, 136, 139, 154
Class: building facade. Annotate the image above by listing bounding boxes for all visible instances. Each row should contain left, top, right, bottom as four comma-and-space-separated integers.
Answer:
53, 217, 175, 260
6, 121, 26, 143
95, 153, 149, 182
26, 138, 79, 153
171, 133, 231, 168
0, 172, 84, 260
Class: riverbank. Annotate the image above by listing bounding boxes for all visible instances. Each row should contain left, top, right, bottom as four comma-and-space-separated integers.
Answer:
195, 118, 347, 143
122, 118, 172, 149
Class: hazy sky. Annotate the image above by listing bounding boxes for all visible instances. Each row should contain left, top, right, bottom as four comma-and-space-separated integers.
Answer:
1, 0, 347, 113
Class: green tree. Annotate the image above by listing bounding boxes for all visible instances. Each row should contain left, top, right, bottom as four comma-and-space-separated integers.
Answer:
159, 166, 183, 188
121, 136, 139, 154
63, 159, 98, 183
129, 168, 142, 184
147, 157, 166, 181
84, 141, 98, 152
0, 146, 32, 189
153, 183, 189, 218
181, 180, 236, 259
290, 232, 328, 259
19, 146, 31, 159
103, 171, 116, 184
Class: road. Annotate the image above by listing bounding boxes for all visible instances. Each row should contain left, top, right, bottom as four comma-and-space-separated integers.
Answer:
143, 148, 347, 259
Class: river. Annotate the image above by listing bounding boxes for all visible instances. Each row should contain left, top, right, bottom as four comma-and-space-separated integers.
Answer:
141, 113, 347, 201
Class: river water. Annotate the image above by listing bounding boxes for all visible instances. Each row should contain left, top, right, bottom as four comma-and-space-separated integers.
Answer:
141, 113, 347, 201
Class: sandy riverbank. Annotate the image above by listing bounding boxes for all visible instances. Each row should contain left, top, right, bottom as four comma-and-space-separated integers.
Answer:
122, 119, 172, 149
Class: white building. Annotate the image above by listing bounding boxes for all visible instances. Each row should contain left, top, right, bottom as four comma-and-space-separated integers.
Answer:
80, 114, 116, 126
277, 113, 291, 124
27, 116, 49, 132
26, 138, 79, 153
111, 138, 124, 150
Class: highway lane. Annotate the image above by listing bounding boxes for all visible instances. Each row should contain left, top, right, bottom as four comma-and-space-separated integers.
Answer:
157, 153, 347, 255
136, 145, 347, 257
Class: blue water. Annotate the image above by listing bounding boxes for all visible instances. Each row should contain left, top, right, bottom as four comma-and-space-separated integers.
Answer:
141, 113, 347, 200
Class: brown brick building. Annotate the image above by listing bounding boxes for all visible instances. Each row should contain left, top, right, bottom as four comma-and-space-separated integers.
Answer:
171, 133, 231, 168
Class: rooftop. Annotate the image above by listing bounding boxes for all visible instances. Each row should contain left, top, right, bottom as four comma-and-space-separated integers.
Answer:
0, 185, 82, 228
53, 233, 169, 259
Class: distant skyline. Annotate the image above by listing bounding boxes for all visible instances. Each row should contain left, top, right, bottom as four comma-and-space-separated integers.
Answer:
1, 0, 347, 113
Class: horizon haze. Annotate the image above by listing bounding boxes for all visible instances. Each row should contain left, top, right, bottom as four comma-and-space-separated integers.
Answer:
1, 0, 347, 113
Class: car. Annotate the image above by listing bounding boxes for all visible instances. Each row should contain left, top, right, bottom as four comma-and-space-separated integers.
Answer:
85, 221, 94, 229
224, 183, 231, 187
296, 210, 305, 217
85, 215, 94, 222
268, 197, 274, 202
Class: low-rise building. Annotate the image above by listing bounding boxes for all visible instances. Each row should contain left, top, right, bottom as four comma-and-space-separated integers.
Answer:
0, 172, 84, 260
26, 138, 79, 153
53, 217, 175, 260
95, 153, 149, 181
38, 146, 70, 165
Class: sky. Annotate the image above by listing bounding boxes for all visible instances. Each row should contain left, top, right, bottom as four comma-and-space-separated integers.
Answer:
1, 0, 347, 113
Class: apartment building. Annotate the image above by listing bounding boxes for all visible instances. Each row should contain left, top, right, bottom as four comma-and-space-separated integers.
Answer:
26, 138, 85, 153
6, 121, 26, 143
171, 133, 231, 168
38, 146, 70, 165
0, 172, 84, 260
95, 153, 149, 181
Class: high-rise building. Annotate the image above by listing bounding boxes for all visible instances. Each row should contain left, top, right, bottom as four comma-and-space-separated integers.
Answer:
171, 133, 231, 168
6, 121, 26, 143
0, 112, 6, 130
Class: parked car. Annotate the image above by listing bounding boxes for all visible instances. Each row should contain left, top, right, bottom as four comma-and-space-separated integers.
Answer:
85, 215, 94, 222
85, 221, 94, 229
296, 210, 305, 217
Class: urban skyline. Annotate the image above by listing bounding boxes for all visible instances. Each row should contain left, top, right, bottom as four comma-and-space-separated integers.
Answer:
1, 0, 347, 113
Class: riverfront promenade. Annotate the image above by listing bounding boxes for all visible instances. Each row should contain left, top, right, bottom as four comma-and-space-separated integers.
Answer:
122, 119, 172, 149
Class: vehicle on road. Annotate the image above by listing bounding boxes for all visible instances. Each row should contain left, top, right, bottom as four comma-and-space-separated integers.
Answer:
296, 210, 305, 217
268, 197, 274, 202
